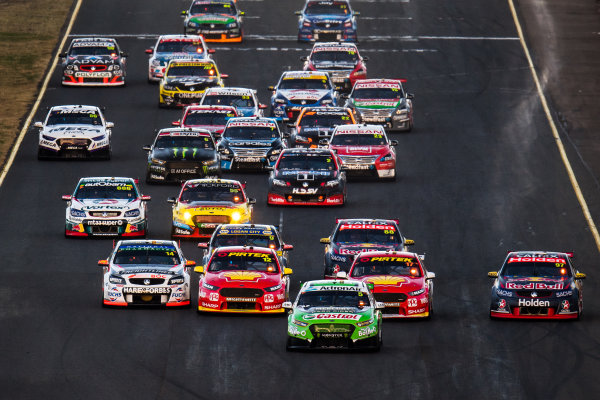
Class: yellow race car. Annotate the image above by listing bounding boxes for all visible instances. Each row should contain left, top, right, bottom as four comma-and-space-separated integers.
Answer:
159, 59, 227, 107
168, 178, 255, 238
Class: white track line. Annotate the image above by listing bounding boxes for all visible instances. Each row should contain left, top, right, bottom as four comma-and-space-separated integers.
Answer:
0, 0, 83, 188
508, 0, 600, 253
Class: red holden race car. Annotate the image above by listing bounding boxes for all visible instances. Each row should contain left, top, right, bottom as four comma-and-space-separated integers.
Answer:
347, 250, 435, 318
172, 105, 238, 139
194, 245, 293, 313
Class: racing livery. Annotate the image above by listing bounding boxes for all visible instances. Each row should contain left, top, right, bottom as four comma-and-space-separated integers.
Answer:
287, 106, 356, 148
159, 59, 227, 107
195, 246, 293, 313
320, 218, 415, 278
328, 124, 397, 179
35, 105, 113, 160
200, 87, 266, 117
218, 117, 285, 171
168, 178, 255, 238
284, 279, 382, 351
269, 71, 338, 121
488, 251, 586, 319
267, 148, 346, 206
347, 251, 435, 318
346, 79, 414, 131
60, 37, 126, 86
172, 105, 238, 138
295, 0, 358, 42
182, 0, 244, 42
198, 224, 294, 267
100, 240, 194, 307
63, 177, 150, 237
302, 42, 367, 92
143, 128, 220, 183
145, 34, 213, 82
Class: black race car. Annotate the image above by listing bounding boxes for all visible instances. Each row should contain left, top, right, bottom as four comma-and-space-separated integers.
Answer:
267, 148, 346, 206
319, 218, 414, 278
287, 106, 356, 148
60, 37, 127, 86
143, 128, 220, 183
488, 251, 586, 319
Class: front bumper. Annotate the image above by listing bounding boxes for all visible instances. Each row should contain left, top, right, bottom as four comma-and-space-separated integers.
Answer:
287, 323, 379, 350
62, 72, 125, 86
65, 219, 146, 237
103, 283, 190, 307
146, 162, 220, 183
268, 191, 344, 206
220, 155, 277, 171
159, 87, 213, 107
489, 295, 580, 319
198, 288, 286, 313
171, 216, 249, 238
298, 27, 357, 43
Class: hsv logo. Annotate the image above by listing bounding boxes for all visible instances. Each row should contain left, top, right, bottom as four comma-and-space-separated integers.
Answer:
222, 271, 263, 281
365, 276, 406, 286
505, 282, 564, 290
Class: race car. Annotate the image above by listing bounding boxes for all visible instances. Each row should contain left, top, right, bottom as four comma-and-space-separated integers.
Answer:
172, 105, 238, 138
347, 250, 435, 318
198, 223, 294, 267
284, 279, 382, 351
159, 59, 227, 108
142, 128, 220, 183
488, 251, 586, 319
295, 0, 359, 43
327, 124, 397, 180
145, 34, 214, 82
168, 178, 255, 239
217, 117, 286, 171
345, 79, 414, 131
320, 218, 415, 278
267, 148, 346, 206
302, 42, 367, 92
182, 0, 244, 42
269, 71, 339, 121
287, 106, 356, 148
60, 37, 127, 86
199, 87, 267, 117
100, 239, 194, 307
34, 105, 113, 160
62, 177, 150, 238
194, 245, 293, 313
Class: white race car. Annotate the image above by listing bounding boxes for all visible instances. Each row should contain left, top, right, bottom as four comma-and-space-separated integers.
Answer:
100, 240, 195, 307
62, 177, 150, 237
34, 105, 113, 159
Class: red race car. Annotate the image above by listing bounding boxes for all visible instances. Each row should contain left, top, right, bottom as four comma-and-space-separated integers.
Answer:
302, 42, 368, 92
347, 250, 435, 318
194, 246, 293, 313
172, 105, 238, 138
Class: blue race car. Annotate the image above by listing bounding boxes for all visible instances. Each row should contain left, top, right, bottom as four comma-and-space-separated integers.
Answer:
295, 0, 358, 43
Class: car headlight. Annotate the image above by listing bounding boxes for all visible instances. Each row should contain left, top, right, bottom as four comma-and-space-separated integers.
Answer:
344, 19, 353, 28
183, 211, 192, 221
231, 211, 242, 222
203, 159, 217, 165
151, 158, 166, 165
151, 59, 161, 67
124, 209, 140, 218
409, 288, 425, 296
226, 22, 238, 28
219, 147, 230, 155
293, 318, 308, 327
321, 99, 333, 105
264, 283, 282, 292
357, 317, 374, 327
168, 276, 185, 285
272, 179, 287, 187
42, 135, 56, 141
66, 64, 74, 70
202, 281, 219, 291
379, 153, 393, 162
70, 209, 86, 218
188, 21, 199, 28
395, 109, 408, 116
302, 19, 311, 27
275, 98, 287, 104
162, 84, 176, 91
325, 180, 339, 187
109, 275, 125, 284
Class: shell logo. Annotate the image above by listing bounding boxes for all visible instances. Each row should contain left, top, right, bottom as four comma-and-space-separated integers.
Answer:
366, 276, 406, 286
223, 271, 262, 281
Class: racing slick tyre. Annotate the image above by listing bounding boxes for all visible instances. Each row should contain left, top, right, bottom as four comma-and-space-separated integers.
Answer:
286, 336, 305, 351
363, 324, 382, 352
37, 147, 53, 160
96, 146, 111, 160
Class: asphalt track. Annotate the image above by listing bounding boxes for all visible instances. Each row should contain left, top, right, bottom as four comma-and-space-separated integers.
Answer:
1, 0, 599, 399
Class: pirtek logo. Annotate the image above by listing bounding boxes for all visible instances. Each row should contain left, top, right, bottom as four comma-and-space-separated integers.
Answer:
518, 299, 550, 307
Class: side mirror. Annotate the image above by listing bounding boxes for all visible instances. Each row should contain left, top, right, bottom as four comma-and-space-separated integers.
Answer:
145, 48, 153, 54
181, 10, 188, 16
405, 239, 415, 246
282, 301, 293, 309
220, 74, 229, 79
34, 122, 43, 128
319, 139, 329, 145
426, 271, 436, 280
142, 145, 152, 152
167, 197, 177, 204
294, 11, 302, 15
172, 120, 181, 126
259, 103, 267, 109
284, 267, 293, 275
248, 198, 256, 204
265, 165, 274, 171
320, 237, 330, 244
106, 122, 114, 128
59, 52, 66, 58
362, 56, 369, 62
406, 93, 414, 100
208, 49, 216, 54
354, 11, 361, 16
185, 260, 196, 267
98, 259, 109, 266
267, 85, 275, 91
376, 302, 385, 310
282, 244, 294, 251
488, 271, 499, 278
198, 242, 209, 249
390, 140, 398, 146
300, 56, 308, 61
120, 52, 128, 58
575, 272, 586, 280
240, 11, 245, 16
140, 195, 151, 201
62, 195, 72, 201
194, 265, 205, 274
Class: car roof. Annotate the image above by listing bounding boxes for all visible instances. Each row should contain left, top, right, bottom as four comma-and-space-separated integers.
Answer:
116, 239, 177, 247
215, 223, 277, 232
49, 105, 100, 112
336, 218, 399, 226
281, 147, 333, 155
211, 245, 277, 255
302, 279, 366, 291
79, 177, 134, 182
204, 87, 255, 95
156, 128, 212, 137
184, 178, 242, 185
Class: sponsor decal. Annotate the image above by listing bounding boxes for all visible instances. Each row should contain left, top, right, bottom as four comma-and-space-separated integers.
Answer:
384, 302, 400, 307
222, 271, 263, 281
227, 121, 276, 128
226, 297, 256, 302
264, 304, 282, 310
556, 290, 573, 298
518, 299, 550, 307
209, 292, 219, 301
170, 168, 197, 174
420, 297, 429, 304
330, 254, 346, 262
407, 298, 418, 307
292, 187, 318, 195
498, 299, 507, 310
340, 224, 395, 231
201, 301, 219, 308
408, 307, 426, 315
496, 289, 513, 297
315, 285, 360, 291
561, 300, 570, 310
358, 327, 377, 337
354, 81, 401, 89
304, 313, 360, 320
365, 276, 406, 286
264, 294, 274, 303
288, 325, 302, 335
505, 282, 564, 290
174, 228, 192, 235
123, 287, 170, 294
508, 257, 566, 263
86, 220, 123, 226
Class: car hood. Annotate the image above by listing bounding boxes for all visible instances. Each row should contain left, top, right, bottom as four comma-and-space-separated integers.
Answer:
204, 271, 282, 288
298, 126, 334, 137
43, 125, 104, 137
500, 277, 570, 290
189, 14, 236, 24
222, 138, 278, 147
278, 89, 329, 101
353, 99, 400, 109
304, 15, 350, 23
331, 145, 389, 156
334, 243, 398, 255
352, 275, 424, 292
275, 169, 338, 181
152, 147, 216, 161
112, 265, 181, 275
155, 53, 205, 63
165, 76, 219, 86
294, 307, 372, 323
73, 198, 139, 211
67, 55, 120, 65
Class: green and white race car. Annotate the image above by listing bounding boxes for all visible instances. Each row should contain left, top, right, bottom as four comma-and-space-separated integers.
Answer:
284, 278, 383, 351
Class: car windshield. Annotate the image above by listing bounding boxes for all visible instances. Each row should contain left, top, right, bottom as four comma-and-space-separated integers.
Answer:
296, 290, 370, 308
69, 45, 116, 56
167, 65, 216, 77
331, 133, 387, 146
190, 3, 236, 15
208, 252, 279, 272
224, 126, 278, 140
213, 234, 280, 249
183, 110, 234, 126
203, 95, 255, 108
47, 110, 102, 126
305, 1, 350, 16
179, 183, 244, 203
502, 261, 572, 278
334, 227, 399, 244
156, 41, 205, 54
299, 113, 351, 127
74, 181, 138, 200
311, 51, 358, 64
113, 245, 180, 265
154, 135, 214, 149
279, 78, 330, 90
351, 257, 422, 277
352, 88, 402, 100
276, 154, 335, 170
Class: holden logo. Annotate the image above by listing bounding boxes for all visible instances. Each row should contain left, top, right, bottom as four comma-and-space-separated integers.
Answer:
190, 86, 196, 91
531, 292, 538, 298
302, 182, 309, 187
325, 23, 331, 28
144, 279, 151, 285
102, 212, 108, 217
301, 100, 306, 105
90, 66, 96, 71
210, 24, 215, 28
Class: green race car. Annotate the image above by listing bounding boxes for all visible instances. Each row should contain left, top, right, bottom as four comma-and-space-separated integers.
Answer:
284, 279, 383, 351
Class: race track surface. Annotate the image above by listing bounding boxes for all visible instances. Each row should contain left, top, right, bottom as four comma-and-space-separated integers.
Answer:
1, 0, 599, 399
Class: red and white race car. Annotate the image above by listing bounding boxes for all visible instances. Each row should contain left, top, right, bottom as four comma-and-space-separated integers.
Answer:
172, 105, 238, 138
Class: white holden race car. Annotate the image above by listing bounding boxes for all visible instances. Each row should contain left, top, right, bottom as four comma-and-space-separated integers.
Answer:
34, 105, 113, 159
100, 240, 195, 307
62, 177, 150, 237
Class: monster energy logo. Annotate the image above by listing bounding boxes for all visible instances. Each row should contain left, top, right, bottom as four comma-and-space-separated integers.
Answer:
172, 148, 199, 158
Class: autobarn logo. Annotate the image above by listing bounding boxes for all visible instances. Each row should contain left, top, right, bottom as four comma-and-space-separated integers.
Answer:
86, 220, 123, 226
123, 287, 170, 294
518, 299, 550, 307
